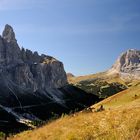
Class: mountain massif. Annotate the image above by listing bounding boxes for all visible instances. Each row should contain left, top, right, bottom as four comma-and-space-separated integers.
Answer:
0, 25, 100, 133
108, 49, 140, 80
0, 24, 67, 90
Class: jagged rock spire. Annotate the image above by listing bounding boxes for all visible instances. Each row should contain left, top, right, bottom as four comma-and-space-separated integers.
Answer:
2, 24, 17, 43
0, 24, 68, 90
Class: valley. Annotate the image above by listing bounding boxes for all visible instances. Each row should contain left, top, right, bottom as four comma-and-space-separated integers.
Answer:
0, 24, 139, 140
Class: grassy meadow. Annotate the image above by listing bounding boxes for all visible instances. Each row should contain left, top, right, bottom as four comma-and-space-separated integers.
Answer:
9, 83, 140, 140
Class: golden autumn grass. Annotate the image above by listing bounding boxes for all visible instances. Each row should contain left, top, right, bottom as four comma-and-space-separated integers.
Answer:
68, 72, 140, 87
9, 84, 140, 140
68, 72, 126, 85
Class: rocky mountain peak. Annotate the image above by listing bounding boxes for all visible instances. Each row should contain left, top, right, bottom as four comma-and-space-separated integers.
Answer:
2, 24, 16, 43
108, 49, 140, 79
0, 24, 68, 90
0, 25, 99, 131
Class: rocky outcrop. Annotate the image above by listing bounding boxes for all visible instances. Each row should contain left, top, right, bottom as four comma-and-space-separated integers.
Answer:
108, 49, 140, 80
0, 24, 68, 91
67, 73, 75, 78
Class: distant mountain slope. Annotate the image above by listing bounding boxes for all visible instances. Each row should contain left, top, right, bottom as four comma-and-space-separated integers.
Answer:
68, 49, 140, 98
9, 84, 140, 140
68, 72, 128, 98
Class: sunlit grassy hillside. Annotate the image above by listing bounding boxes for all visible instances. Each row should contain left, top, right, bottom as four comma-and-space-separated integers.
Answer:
9, 83, 140, 140
68, 72, 140, 98
68, 72, 125, 84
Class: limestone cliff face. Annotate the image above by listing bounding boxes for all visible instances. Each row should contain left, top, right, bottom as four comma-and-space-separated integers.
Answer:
0, 24, 68, 91
108, 49, 140, 79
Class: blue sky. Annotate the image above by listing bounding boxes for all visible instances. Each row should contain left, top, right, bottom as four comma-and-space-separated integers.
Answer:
0, 0, 140, 76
